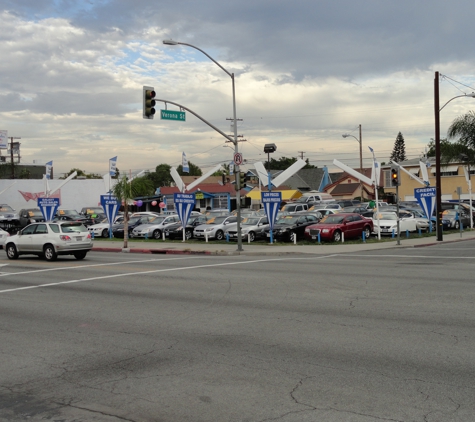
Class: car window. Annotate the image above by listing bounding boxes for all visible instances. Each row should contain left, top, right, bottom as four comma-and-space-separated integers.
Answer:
35, 224, 48, 234
22, 225, 37, 235
49, 224, 60, 233
60, 223, 87, 233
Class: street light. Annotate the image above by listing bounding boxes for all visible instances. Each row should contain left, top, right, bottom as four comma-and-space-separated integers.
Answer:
163, 39, 243, 251
342, 124, 363, 200
434, 71, 475, 241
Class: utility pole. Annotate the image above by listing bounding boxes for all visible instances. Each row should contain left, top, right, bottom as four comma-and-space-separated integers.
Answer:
298, 151, 305, 160
9, 137, 21, 179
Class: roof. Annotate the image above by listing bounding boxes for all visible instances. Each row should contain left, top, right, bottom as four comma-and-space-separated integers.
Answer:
161, 183, 245, 195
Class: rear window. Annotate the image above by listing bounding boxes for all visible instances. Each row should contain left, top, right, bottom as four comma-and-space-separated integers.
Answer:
60, 222, 87, 233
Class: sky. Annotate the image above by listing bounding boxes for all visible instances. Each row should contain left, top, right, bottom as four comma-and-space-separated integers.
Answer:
2, 0, 475, 178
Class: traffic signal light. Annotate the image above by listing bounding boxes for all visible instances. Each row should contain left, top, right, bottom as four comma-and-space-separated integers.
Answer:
391, 167, 400, 186
143, 86, 156, 119
240, 172, 246, 189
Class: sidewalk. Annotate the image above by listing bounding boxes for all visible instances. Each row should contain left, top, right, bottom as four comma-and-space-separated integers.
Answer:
92, 230, 475, 256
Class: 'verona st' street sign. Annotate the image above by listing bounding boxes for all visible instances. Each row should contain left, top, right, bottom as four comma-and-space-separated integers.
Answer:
160, 110, 186, 121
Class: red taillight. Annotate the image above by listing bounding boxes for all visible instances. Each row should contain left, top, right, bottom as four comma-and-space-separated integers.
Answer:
60, 235, 71, 241
87, 233, 91, 239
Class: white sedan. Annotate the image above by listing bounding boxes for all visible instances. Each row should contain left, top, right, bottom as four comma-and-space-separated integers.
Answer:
0, 228, 10, 248
372, 212, 418, 236
88, 216, 124, 238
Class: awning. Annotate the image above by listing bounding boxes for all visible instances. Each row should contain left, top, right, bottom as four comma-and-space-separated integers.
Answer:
430, 165, 459, 173
246, 190, 302, 201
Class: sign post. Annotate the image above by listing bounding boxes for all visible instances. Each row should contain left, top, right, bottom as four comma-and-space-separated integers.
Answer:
160, 110, 186, 121
101, 194, 120, 238
174, 193, 196, 241
261, 191, 282, 244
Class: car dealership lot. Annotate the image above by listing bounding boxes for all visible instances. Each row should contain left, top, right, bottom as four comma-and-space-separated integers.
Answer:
1, 242, 475, 421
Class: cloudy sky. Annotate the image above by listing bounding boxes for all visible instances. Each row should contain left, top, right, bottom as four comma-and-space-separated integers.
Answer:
2, 0, 475, 178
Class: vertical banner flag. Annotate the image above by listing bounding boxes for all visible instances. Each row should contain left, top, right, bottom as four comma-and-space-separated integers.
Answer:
182, 152, 189, 173
229, 162, 234, 176
0, 130, 7, 149
37, 197, 60, 222
100, 194, 120, 226
261, 191, 282, 230
45, 161, 53, 180
414, 187, 436, 219
174, 193, 196, 227
109, 156, 117, 176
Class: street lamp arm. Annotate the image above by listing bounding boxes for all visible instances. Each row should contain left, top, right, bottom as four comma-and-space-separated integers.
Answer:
155, 98, 234, 143
163, 40, 233, 78
342, 133, 360, 144
440, 93, 475, 112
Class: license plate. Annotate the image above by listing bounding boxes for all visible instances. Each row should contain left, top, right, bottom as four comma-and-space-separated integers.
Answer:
266, 233, 270, 237
311, 236, 316, 239
75, 236, 82, 241
382, 229, 389, 233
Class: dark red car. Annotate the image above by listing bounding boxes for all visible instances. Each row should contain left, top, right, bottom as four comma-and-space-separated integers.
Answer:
304, 212, 373, 242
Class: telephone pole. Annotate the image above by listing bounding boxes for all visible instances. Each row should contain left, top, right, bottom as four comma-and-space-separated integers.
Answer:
9, 137, 21, 179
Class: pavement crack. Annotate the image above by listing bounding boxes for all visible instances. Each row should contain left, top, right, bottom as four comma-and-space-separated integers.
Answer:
54, 400, 138, 422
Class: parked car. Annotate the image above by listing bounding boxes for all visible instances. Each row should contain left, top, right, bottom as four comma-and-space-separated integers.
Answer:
304, 213, 373, 242
0, 228, 10, 248
225, 216, 269, 242
164, 215, 209, 240
19, 208, 45, 228
400, 209, 432, 232
131, 214, 182, 239
441, 209, 471, 230
0, 204, 20, 231
79, 206, 104, 217
194, 215, 241, 241
112, 214, 157, 238
372, 211, 418, 235
5, 222, 92, 261
88, 215, 124, 238
307, 208, 340, 221
54, 209, 94, 226
263, 214, 319, 242
280, 203, 309, 214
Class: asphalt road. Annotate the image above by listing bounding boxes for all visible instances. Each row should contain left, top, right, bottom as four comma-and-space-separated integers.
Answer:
1, 242, 475, 421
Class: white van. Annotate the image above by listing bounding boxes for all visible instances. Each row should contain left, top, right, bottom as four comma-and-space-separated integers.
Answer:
295, 191, 335, 206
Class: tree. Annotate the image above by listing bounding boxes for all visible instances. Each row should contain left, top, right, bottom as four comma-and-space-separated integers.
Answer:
60, 168, 103, 179
446, 110, 475, 165
112, 175, 154, 249
177, 161, 202, 176
146, 164, 173, 188
389, 132, 407, 163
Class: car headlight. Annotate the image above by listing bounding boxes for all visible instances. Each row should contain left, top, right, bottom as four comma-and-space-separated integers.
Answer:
205, 227, 214, 232
322, 229, 329, 233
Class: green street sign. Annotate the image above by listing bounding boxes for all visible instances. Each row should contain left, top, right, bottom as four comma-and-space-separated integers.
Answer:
160, 110, 186, 121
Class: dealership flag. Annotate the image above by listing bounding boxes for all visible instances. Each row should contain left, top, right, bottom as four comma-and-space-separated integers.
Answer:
182, 152, 189, 173
45, 161, 53, 179
109, 156, 117, 176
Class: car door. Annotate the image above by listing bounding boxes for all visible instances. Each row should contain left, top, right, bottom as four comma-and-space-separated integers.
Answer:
30, 223, 49, 252
16, 224, 38, 252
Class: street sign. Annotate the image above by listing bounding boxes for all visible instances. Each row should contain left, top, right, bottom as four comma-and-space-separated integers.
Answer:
174, 193, 196, 228
160, 110, 186, 121
37, 197, 60, 222
234, 152, 243, 166
414, 187, 436, 219
100, 195, 120, 226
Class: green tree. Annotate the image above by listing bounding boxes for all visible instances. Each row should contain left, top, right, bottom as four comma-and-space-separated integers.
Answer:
112, 175, 154, 249
177, 161, 202, 176
389, 132, 407, 163
146, 164, 173, 188
60, 168, 103, 179
446, 110, 475, 165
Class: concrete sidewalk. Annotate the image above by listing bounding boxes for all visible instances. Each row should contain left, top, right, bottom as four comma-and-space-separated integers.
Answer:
92, 230, 475, 256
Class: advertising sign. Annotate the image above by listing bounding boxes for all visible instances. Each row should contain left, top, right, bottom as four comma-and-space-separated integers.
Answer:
0, 130, 7, 149
414, 187, 437, 219
261, 191, 282, 230
37, 197, 60, 222
174, 193, 196, 227
100, 194, 120, 226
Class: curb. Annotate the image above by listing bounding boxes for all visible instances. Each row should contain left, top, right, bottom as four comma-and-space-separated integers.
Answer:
92, 247, 212, 255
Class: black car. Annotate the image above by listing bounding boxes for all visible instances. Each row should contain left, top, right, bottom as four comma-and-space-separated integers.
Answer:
112, 214, 157, 238
263, 213, 319, 242
19, 208, 45, 228
164, 215, 209, 240
53, 209, 93, 226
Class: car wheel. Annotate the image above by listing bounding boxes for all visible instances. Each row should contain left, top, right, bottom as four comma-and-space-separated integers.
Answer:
454, 221, 460, 230
101, 228, 109, 238
43, 244, 58, 261
332, 230, 342, 242
6, 243, 18, 260
215, 230, 224, 241
74, 251, 87, 260
248, 231, 255, 242
153, 229, 162, 240
363, 226, 371, 239
185, 230, 193, 240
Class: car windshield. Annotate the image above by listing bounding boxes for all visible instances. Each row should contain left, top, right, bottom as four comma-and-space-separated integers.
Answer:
320, 215, 345, 224
283, 205, 297, 212
243, 218, 260, 226
58, 210, 79, 216
377, 213, 398, 220
60, 222, 87, 233
276, 216, 299, 225
28, 210, 43, 217
0, 205, 14, 212
149, 216, 165, 224
207, 216, 227, 224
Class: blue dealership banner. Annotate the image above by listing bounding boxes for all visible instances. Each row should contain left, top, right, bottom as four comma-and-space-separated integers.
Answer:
37, 197, 60, 222
100, 194, 120, 226
174, 193, 196, 227
414, 187, 436, 219
261, 191, 282, 230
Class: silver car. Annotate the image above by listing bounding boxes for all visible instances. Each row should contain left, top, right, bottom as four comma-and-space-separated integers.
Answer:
194, 215, 240, 241
131, 215, 181, 239
225, 216, 269, 242
5, 222, 93, 261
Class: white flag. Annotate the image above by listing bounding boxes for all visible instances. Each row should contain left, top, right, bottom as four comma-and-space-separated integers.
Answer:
182, 152, 189, 173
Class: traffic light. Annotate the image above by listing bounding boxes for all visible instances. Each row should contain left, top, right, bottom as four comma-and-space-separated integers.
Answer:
240, 172, 246, 189
143, 86, 156, 119
391, 167, 400, 186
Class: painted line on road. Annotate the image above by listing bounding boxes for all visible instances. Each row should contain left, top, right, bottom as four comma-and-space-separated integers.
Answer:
0, 256, 204, 278
334, 254, 475, 259
0, 255, 334, 294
